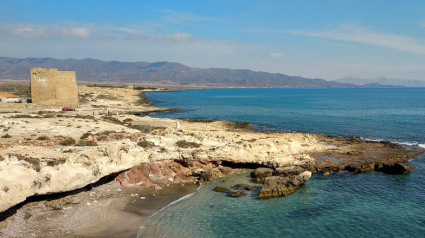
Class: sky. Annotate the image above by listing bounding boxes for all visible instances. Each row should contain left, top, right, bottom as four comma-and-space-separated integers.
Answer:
1, 0, 425, 81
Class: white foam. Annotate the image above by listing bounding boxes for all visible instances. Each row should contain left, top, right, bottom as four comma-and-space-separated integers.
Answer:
138, 188, 201, 236
149, 187, 201, 218
360, 137, 383, 142
360, 137, 425, 150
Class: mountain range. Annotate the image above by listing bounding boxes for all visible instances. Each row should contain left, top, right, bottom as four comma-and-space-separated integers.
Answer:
0, 57, 354, 88
0, 57, 418, 88
334, 76, 425, 87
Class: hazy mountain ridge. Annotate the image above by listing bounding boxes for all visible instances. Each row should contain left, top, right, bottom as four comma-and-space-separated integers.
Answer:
334, 76, 425, 87
1, 57, 355, 88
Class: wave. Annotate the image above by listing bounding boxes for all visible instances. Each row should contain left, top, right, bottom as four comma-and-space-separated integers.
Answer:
138, 185, 203, 232
360, 137, 425, 150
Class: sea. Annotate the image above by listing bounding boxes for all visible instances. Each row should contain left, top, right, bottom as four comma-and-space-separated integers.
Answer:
138, 88, 425, 238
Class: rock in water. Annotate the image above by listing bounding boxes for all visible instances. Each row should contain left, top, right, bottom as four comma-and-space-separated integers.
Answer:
251, 167, 274, 183
258, 171, 312, 199
229, 190, 246, 197
379, 163, 414, 174
213, 186, 233, 193
233, 184, 255, 191
275, 165, 305, 177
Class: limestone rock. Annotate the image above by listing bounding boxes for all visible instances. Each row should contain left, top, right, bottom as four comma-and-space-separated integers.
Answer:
213, 186, 233, 193
251, 167, 274, 183
275, 165, 305, 177
232, 184, 255, 191
258, 171, 312, 199
379, 162, 414, 174
229, 190, 246, 197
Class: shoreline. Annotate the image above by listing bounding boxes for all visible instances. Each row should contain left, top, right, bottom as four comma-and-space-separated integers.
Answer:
1, 85, 424, 237
143, 90, 425, 152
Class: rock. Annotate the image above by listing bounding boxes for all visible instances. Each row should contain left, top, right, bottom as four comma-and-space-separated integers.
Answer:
199, 170, 213, 181
251, 167, 274, 183
345, 163, 375, 173
275, 166, 305, 177
258, 171, 312, 199
218, 165, 233, 174
229, 190, 246, 197
379, 163, 414, 174
232, 184, 255, 191
213, 186, 233, 193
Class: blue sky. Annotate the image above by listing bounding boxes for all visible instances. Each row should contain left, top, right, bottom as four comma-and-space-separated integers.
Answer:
1, 0, 425, 80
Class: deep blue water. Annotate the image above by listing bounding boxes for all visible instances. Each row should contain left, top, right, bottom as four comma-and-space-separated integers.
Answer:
139, 88, 425, 238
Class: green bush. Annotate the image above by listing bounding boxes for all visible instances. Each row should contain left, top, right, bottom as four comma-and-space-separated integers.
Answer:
137, 140, 155, 148
80, 132, 93, 140
62, 149, 73, 153
129, 124, 164, 133
60, 137, 76, 146
123, 118, 133, 123
1, 133, 12, 138
175, 140, 201, 148
37, 136, 50, 141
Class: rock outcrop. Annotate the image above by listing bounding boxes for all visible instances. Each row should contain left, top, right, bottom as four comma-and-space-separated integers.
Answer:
250, 168, 274, 183
258, 171, 312, 199
251, 166, 313, 199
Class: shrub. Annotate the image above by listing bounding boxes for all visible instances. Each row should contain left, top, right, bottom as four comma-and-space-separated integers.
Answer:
1, 133, 12, 138
175, 140, 201, 148
60, 137, 76, 146
62, 149, 73, 153
123, 118, 133, 123
129, 124, 164, 133
103, 116, 122, 124
80, 132, 93, 140
75, 115, 95, 120
77, 140, 98, 146
137, 140, 155, 148
37, 136, 50, 141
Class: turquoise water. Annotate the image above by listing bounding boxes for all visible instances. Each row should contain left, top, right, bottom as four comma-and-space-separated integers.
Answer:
139, 88, 425, 238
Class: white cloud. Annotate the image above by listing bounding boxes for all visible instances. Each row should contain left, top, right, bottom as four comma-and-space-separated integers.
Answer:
156, 9, 219, 24
163, 33, 192, 40
62, 27, 90, 38
249, 24, 425, 55
102, 25, 192, 42
269, 52, 284, 58
8, 24, 91, 39
12, 27, 49, 38
291, 27, 425, 55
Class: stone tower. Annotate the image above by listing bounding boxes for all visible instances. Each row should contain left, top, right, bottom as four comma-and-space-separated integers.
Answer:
30, 68, 78, 107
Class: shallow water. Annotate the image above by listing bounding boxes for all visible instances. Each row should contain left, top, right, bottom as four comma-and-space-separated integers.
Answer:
140, 88, 425, 237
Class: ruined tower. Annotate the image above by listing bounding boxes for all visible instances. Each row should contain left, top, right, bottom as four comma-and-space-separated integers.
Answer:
30, 68, 78, 107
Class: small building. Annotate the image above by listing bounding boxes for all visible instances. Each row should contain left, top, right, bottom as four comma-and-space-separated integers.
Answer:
0, 93, 21, 103
30, 68, 78, 107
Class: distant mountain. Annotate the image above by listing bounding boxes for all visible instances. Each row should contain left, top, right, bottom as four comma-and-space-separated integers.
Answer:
334, 76, 425, 87
0, 57, 357, 88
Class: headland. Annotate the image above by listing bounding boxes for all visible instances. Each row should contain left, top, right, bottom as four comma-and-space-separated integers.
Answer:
0, 85, 422, 237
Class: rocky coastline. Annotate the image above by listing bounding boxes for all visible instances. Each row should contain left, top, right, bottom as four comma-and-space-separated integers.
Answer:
0, 85, 423, 237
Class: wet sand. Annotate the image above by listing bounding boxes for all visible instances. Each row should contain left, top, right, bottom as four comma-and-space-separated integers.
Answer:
0, 182, 199, 238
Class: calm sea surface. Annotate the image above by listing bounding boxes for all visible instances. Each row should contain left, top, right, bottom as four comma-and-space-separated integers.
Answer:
139, 88, 425, 238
